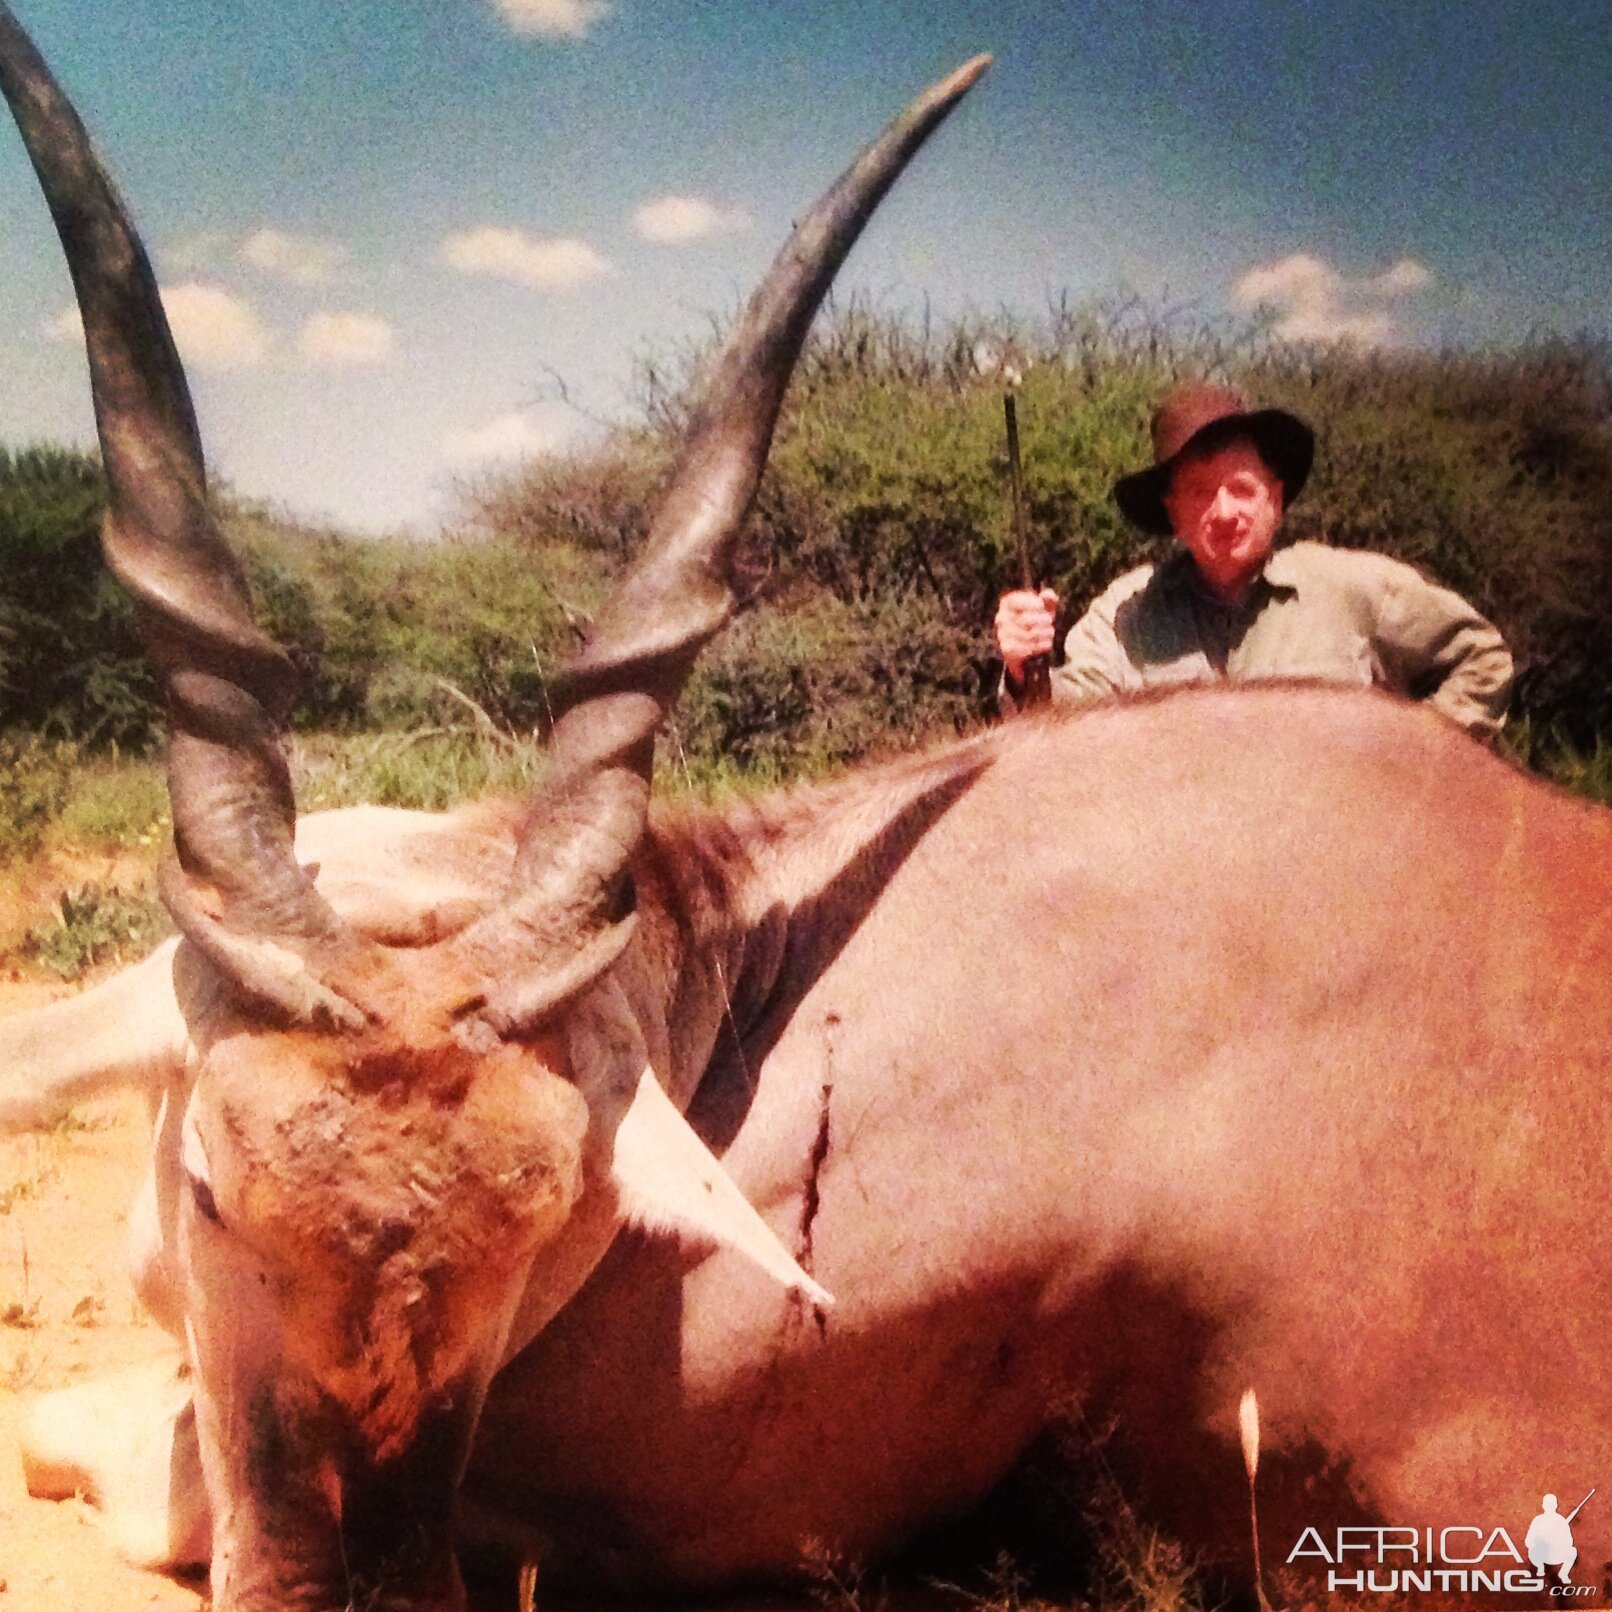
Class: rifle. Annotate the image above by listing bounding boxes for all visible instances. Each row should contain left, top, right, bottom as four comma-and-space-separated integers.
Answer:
1003, 389, 1052, 707
1565, 1488, 1596, 1526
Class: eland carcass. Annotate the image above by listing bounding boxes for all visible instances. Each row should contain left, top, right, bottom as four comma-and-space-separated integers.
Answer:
3, 7, 1610, 1610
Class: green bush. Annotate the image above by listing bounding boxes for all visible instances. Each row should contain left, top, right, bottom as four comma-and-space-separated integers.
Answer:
54, 755, 169, 848
0, 445, 159, 745
674, 587, 981, 783
25, 881, 170, 979
0, 734, 77, 862
229, 509, 605, 736
289, 731, 543, 814
0, 735, 166, 866
1532, 733, 1612, 807
6, 305, 1612, 794
457, 442, 665, 564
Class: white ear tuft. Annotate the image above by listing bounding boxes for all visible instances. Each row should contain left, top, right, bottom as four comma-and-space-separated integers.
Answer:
610, 1068, 834, 1311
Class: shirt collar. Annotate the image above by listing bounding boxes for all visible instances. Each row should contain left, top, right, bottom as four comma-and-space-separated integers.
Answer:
1160, 542, 1301, 605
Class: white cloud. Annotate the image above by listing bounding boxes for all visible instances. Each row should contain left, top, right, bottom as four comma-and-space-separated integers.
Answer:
443, 408, 564, 464
162, 231, 230, 276
494, 0, 610, 39
298, 311, 396, 367
1231, 252, 1437, 346
44, 305, 83, 344
47, 281, 271, 370
632, 194, 751, 245
240, 228, 346, 287
1373, 258, 1436, 297
442, 225, 611, 290
1234, 253, 1338, 308
160, 284, 273, 369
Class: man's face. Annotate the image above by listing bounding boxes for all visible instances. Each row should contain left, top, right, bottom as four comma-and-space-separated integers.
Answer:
1162, 436, 1285, 600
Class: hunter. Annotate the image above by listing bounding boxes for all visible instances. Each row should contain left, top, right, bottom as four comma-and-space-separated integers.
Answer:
994, 383, 1514, 737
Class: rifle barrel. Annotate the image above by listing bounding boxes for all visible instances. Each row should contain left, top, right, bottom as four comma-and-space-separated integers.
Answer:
1004, 391, 1033, 591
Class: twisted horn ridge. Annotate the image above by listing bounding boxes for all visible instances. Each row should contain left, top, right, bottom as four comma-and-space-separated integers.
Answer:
459, 55, 992, 1036
0, 5, 372, 1027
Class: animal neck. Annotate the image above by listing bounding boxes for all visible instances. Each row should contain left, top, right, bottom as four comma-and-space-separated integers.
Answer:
637, 737, 995, 1108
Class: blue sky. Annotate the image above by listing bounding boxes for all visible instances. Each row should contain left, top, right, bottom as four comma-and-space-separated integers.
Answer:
1, 0, 1606, 535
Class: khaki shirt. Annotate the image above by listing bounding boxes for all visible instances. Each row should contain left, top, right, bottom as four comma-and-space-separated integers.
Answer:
1024, 541, 1514, 739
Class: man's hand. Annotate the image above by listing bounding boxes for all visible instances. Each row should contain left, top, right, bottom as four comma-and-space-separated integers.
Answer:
994, 587, 1059, 684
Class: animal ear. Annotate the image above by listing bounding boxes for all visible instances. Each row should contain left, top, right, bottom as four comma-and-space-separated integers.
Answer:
611, 1068, 834, 1312
560, 975, 831, 1307
0, 938, 190, 1129
478, 913, 640, 1038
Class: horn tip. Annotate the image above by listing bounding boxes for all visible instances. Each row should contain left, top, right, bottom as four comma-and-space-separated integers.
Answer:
949, 53, 994, 92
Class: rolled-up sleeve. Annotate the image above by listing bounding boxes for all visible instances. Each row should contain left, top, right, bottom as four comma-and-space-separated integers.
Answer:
1370, 556, 1514, 740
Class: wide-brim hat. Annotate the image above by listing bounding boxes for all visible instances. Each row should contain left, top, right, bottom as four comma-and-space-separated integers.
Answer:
1112, 383, 1315, 536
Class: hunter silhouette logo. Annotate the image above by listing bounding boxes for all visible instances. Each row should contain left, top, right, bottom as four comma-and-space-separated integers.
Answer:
1287, 1486, 1600, 1596
1528, 1491, 1595, 1586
